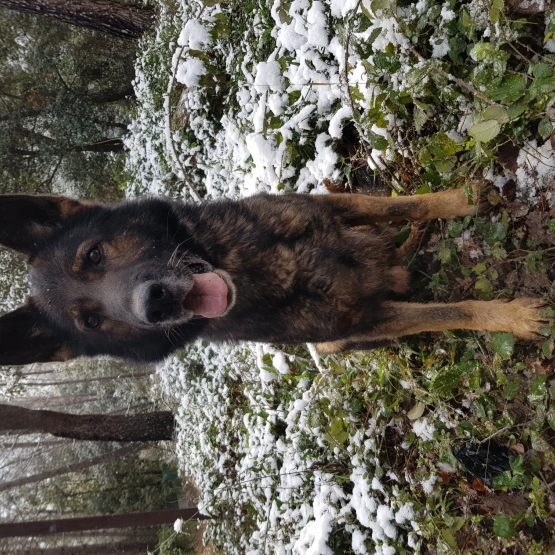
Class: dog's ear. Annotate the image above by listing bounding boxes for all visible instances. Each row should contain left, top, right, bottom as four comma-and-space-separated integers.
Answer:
0, 195, 87, 256
0, 304, 75, 366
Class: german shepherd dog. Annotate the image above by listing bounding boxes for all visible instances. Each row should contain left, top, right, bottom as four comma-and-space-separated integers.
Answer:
0, 187, 550, 366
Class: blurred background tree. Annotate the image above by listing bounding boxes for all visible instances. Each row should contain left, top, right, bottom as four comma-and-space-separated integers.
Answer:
0, 5, 140, 200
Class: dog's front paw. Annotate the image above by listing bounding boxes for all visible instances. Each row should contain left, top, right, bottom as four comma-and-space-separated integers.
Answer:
466, 179, 495, 216
508, 298, 553, 340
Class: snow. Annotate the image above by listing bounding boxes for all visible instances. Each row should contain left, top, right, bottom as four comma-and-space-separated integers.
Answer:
412, 417, 435, 441
329, 106, 353, 139
116, 0, 555, 553
176, 58, 207, 88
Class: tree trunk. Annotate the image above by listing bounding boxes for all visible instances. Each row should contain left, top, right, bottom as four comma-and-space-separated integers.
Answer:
0, 0, 156, 39
0, 439, 68, 449
9, 542, 150, 555
22, 370, 152, 387
0, 403, 174, 441
0, 509, 210, 538
0, 444, 143, 492
72, 138, 124, 153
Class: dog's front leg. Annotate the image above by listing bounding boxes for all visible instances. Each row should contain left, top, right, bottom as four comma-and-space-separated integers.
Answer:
314, 181, 489, 225
316, 298, 550, 353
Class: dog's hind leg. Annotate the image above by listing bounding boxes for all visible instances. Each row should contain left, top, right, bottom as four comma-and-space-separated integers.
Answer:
316, 298, 550, 353
316, 180, 489, 225
396, 223, 429, 265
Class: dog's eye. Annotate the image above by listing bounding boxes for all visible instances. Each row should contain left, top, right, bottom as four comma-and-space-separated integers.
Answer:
85, 314, 101, 329
87, 247, 102, 265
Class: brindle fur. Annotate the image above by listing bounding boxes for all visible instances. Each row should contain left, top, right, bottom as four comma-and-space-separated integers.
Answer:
0, 187, 549, 365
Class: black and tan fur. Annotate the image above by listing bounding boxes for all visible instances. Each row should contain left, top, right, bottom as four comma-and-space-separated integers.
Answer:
0, 187, 549, 366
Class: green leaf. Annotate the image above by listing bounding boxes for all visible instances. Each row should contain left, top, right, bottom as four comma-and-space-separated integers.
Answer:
507, 103, 527, 119
371, 0, 389, 11
440, 529, 457, 549
473, 42, 498, 61
373, 51, 401, 72
547, 410, 555, 431
367, 26, 383, 46
491, 75, 527, 103
434, 158, 454, 173
414, 106, 428, 133
468, 120, 501, 143
538, 118, 553, 139
490, 332, 514, 360
431, 369, 461, 398
532, 63, 553, 78
472, 262, 487, 275
530, 75, 555, 98
504, 379, 520, 400
528, 375, 547, 405
367, 131, 389, 150
327, 417, 349, 445
482, 106, 509, 124
531, 431, 551, 452
475, 220, 506, 245
475, 276, 493, 296
489, 0, 503, 23
450, 516, 466, 532
493, 514, 518, 538
428, 132, 463, 158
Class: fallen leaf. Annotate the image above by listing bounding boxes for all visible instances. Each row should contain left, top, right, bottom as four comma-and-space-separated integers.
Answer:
407, 401, 426, 420
481, 493, 529, 516
510, 443, 525, 455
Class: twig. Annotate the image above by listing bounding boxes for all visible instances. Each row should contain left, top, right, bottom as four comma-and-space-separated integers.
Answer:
343, 1, 396, 192
162, 6, 207, 203
480, 421, 532, 443
407, 45, 506, 108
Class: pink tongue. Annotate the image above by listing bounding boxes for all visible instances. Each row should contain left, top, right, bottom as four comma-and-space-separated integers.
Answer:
183, 272, 228, 318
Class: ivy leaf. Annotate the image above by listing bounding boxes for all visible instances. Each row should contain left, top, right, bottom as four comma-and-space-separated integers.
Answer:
493, 514, 518, 538
490, 332, 514, 360
468, 120, 500, 143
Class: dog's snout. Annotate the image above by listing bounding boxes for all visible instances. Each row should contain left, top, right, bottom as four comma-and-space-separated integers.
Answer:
145, 282, 173, 324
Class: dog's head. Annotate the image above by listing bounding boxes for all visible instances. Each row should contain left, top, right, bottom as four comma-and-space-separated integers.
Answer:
0, 195, 232, 365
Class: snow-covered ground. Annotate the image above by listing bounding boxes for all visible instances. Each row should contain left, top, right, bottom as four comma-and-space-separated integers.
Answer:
122, 0, 555, 552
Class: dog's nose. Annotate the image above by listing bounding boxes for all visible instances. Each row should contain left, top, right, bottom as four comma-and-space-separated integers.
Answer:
145, 283, 173, 323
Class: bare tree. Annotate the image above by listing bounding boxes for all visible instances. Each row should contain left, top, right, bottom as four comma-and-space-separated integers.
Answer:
0, 404, 174, 441
0, 0, 155, 39
0, 444, 144, 492
8, 542, 151, 554
0, 509, 209, 538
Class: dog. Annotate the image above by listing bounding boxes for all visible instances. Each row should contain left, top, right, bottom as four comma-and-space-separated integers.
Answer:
0, 187, 550, 366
